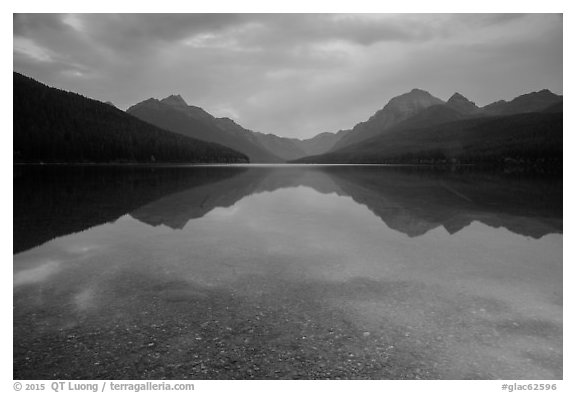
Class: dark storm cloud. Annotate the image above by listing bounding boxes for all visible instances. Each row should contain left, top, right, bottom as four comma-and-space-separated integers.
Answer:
13, 13, 562, 139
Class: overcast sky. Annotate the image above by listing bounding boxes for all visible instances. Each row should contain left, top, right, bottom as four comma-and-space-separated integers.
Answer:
14, 13, 562, 139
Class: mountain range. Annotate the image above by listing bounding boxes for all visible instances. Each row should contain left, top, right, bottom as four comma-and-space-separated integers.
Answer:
293, 89, 562, 170
14, 71, 562, 168
126, 95, 348, 162
126, 85, 561, 168
328, 88, 561, 151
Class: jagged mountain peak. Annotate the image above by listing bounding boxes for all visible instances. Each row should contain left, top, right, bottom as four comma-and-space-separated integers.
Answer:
513, 89, 561, 102
125, 98, 160, 112
447, 92, 469, 102
332, 88, 445, 150
381, 88, 444, 113
446, 92, 480, 114
160, 94, 188, 107
409, 88, 432, 95
388, 88, 442, 104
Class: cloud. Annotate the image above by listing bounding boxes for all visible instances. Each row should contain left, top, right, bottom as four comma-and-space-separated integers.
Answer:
13, 13, 562, 139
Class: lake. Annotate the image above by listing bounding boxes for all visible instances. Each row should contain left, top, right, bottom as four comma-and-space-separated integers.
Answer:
13, 165, 562, 379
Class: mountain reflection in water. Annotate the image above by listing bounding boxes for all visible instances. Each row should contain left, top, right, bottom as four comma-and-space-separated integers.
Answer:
14, 165, 561, 254
13, 165, 562, 380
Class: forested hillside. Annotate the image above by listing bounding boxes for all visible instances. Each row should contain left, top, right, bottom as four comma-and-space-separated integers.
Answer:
294, 112, 562, 173
14, 73, 248, 164
127, 96, 282, 163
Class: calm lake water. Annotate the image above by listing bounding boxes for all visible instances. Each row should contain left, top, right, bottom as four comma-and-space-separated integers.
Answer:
13, 165, 562, 379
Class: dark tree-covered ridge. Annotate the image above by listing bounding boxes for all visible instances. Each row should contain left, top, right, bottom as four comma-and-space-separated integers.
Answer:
293, 111, 562, 173
13, 72, 249, 164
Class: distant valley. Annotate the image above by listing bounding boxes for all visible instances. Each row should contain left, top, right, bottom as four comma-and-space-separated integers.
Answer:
126, 95, 349, 162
